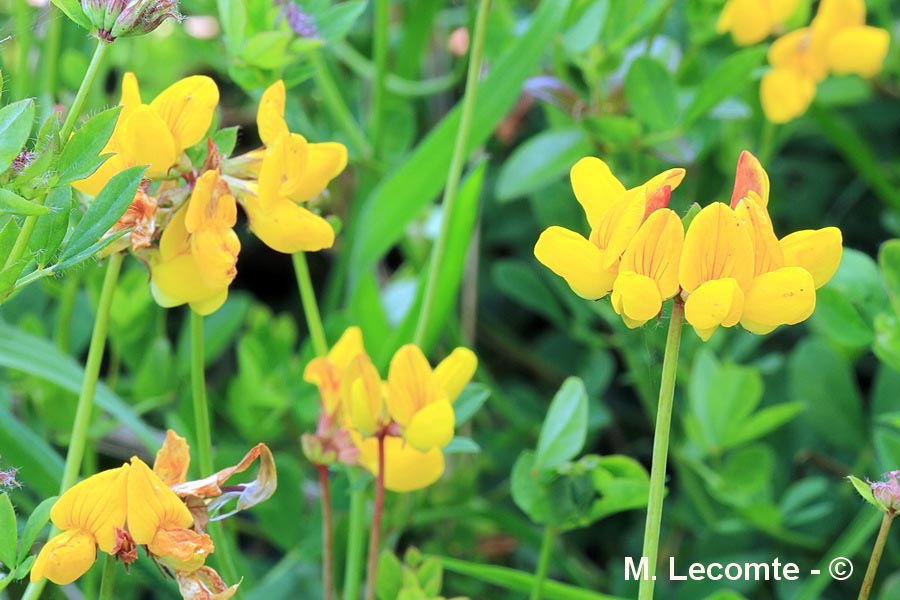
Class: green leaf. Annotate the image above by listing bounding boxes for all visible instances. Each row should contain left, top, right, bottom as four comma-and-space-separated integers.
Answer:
0, 189, 49, 216
589, 455, 650, 520
13, 555, 34, 580
874, 313, 900, 372
730, 403, 804, 447
495, 128, 592, 201
624, 57, 678, 131
683, 47, 766, 125
16, 496, 55, 564
50, 0, 90, 29
28, 186, 73, 267
348, 0, 572, 278
377, 551, 404, 600
59, 165, 145, 261
56, 106, 121, 185
789, 338, 865, 450
438, 555, 627, 600
454, 383, 490, 426
562, 0, 610, 55
0, 407, 63, 498
316, 0, 368, 42
847, 475, 884, 512
242, 31, 293, 70
216, 0, 246, 55
213, 126, 240, 157
443, 437, 480, 454
880, 240, 900, 315
535, 377, 589, 471
0, 493, 15, 569
0, 324, 160, 450
810, 286, 873, 348
0, 219, 20, 260
0, 99, 35, 174
492, 260, 567, 325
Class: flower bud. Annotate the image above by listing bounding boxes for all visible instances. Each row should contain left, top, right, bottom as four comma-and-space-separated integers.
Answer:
81, 0, 181, 42
872, 471, 900, 514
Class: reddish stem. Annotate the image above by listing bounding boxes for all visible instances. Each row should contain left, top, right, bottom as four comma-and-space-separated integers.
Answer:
318, 465, 334, 600
364, 435, 386, 600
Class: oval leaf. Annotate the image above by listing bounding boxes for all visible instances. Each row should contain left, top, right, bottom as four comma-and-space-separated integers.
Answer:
535, 377, 589, 471
0, 99, 35, 174
0, 189, 49, 216
495, 128, 592, 201
624, 57, 678, 131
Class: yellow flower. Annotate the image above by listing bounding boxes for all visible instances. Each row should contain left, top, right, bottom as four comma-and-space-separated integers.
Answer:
303, 326, 366, 416
386, 345, 477, 452
611, 208, 684, 328
226, 81, 348, 253
679, 151, 842, 339
760, 0, 889, 123
31, 465, 129, 585
534, 157, 684, 300
75, 72, 219, 196
149, 169, 240, 315
127, 457, 214, 573
353, 433, 446, 493
717, 0, 802, 46
340, 353, 389, 438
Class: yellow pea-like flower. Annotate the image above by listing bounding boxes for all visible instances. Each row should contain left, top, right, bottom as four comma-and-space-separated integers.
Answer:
75, 72, 219, 196
717, 0, 802, 46
226, 80, 348, 254
304, 326, 367, 416
340, 353, 388, 438
534, 157, 685, 300
760, 0, 889, 123
352, 433, 446, 493
149, 169, 240, 316
386, 345, 477, 452
31, 465, 130, 585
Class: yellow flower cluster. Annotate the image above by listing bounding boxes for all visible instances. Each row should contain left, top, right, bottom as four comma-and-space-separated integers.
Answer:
535, 152, 843, 340
31, 457, 211, 585
304, 328, 477, 492
75, 75, 347, 316
719, 0, 889, 123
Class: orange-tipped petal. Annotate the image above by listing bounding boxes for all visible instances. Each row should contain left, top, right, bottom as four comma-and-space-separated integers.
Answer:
730, 151, 770, 208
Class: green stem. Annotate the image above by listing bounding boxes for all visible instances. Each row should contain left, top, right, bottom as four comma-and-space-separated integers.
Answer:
3, 38, 109, 274
858, 513, 895, 600
292, 252, 328, 357
757, 120, 777, 166
310, 51, 373, 160
412, 0, 491, 347
529, 526, 556, 600
364, 435, 386, 600
343, 469, 368, 600
370, 0, 390, 152
190, 311, 241, 592
97, 554, 118, 600
39, 4, 63, 101
61, 39, 110, 140
19, 252, 124, 600
14, 0, 33, 99
54, 272, 80, 352
319, 466, 335, 600
637, 300, 684, 600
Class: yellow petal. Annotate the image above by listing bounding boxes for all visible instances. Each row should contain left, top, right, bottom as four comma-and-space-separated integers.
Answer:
771, 0, 802, 23
159, 205, 191, 259
611, 271, 662, 328
591, 190, 646, 269
760, 68, 818, 124
190, 290, 229, 316
433, 347, 477, 403
72, 152, 129, 197
717, 0, 774, 45
242, 193, 335, 253
257, 80, 288, 147
642, 168, 686, 197
354, 434, 446, 492
812, 0, 865, 34
118, 105, 178, 176
619, 208, 683, 297
51, 465, 129, 553
154, 430, 191, 487
328, 327, 365, 368
150, 251, 229, 314
149, 527, 214, 572
534, 226, 616, 300
185, 171, 237, 233
126, 457, 194, 545
341, 354, 384, 437
149, 75, 220, 151
684, 278, 745, 341
288, 142, 349, 203
190, 227, 239, 290
741, 266, 816, 334
405, 400, 455, 451
730, 150, 770, 208
827, 26, 890, 77
569, 157, 626, 228
733, 192, 784, 276
679, 202, 754, 293
779, 227, 842, 288
30, 530, 97, 585
387, 344, 435, 427
119, 72, 142, 119
258, 133, 309, 201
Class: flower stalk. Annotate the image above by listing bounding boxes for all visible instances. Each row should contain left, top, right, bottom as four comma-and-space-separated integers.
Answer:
318, 466, 335, 600
858, 513, 895, 600
292, 252, 328, 357
343, 469, 368, 600
97, 554, 117, 600
364, 434, 386, 600
413, 0, 491, 346
637, 299, 685, 600
529, 526, 556, 600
